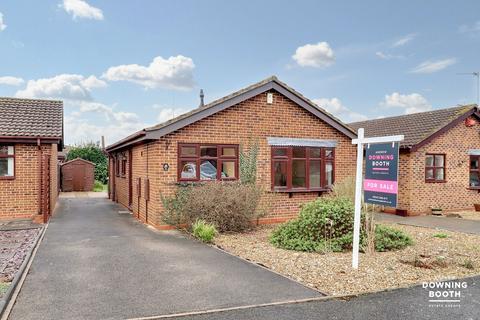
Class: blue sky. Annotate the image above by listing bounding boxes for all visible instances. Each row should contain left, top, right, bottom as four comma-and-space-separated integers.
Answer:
1, 0, 480, 145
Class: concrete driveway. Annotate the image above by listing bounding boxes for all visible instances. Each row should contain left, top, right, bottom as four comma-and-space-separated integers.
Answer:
9, 198, 320, 320
376, 212, 480, 234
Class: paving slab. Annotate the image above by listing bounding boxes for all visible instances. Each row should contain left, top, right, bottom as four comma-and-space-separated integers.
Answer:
9, 198, 320, 320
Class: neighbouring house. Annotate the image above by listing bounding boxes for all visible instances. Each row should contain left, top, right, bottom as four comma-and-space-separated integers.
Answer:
106, 76, 357, 229
61, 158, 95, 192
350, 105, 480, 215
0, 97, 63, 222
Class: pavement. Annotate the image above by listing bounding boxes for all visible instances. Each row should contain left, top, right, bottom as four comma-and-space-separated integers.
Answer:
177, 276, 480, 320
375, 212, 480, 234
8, 197, 320, 320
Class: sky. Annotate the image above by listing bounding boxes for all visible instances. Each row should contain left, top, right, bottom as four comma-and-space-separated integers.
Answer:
1, 0, 480, 146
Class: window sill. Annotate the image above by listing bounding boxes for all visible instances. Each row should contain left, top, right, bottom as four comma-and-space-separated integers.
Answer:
425, 180, 446, 183
468, 187, 480, 192
270, 188, 331, 197
175, 180, 239, 186
0, 176, 15, 180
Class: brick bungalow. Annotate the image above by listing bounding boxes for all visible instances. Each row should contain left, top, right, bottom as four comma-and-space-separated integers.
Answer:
350, 105, 480, 215
0, 98, 63, 222
106, 76, 357, 229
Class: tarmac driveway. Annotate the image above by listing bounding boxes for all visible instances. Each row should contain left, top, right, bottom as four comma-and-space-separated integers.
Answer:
9, 197, 320, 320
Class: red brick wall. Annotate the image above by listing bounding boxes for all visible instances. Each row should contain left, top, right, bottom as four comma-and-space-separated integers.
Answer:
110, 90, 356, 228
398, 119, 480, 214
0, 143, 58, 220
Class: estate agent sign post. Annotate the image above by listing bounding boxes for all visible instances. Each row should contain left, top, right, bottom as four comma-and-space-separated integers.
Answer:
351, 128, 404, 269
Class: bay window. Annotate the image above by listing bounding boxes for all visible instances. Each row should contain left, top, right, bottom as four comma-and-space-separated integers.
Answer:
0, 145, 14, 178
271, 146, 334, 191
178, 143, 238, 181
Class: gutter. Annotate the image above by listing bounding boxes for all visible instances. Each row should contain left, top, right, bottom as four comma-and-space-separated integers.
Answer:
105, 131, 147, 153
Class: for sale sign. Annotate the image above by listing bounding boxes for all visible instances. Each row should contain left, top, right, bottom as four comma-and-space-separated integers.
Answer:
363, 142, 399, 207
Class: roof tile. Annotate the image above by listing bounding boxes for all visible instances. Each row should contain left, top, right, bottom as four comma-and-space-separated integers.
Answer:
0, 97, 63, 138
349, 105, 476, 148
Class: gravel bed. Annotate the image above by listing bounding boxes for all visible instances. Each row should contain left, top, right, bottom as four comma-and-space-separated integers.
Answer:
214, 223, 480, 295
0, 228, 40, 297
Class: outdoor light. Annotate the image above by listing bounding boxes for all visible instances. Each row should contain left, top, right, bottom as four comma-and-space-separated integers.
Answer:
162, 163, 170, 171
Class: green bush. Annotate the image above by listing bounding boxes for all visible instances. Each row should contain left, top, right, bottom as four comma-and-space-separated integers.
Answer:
161, 181, 263, 232
374, 225, 413, 252
270, 197, 412, 253
192, 219, 217, 243
93, 180, 107, 192
433, 232, 448, 238
270, 197, 358, 252
67, 142, 108, 184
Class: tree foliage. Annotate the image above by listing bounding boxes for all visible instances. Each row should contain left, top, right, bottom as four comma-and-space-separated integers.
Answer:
66, 142, 108, 184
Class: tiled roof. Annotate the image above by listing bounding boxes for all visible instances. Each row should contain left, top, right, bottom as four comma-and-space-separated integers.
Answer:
107, 76, 356, 151
349, 105, 476, 148
0, 97, 63, 138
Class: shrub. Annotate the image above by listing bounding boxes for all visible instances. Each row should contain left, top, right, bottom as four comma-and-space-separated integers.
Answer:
161, 181, 263, 232
93, 180, 106, 192
270, 197, 412, 253
192, 219, 217, 243
270, 197, 359, 252
433, 232, 448, 238
239, 139, 259, 184
374, 225, 413, 252
329, 176, 356, 203
461, 259, 474, 270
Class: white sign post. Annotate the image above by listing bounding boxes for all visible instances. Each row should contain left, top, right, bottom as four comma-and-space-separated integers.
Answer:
351, 128, 404, 269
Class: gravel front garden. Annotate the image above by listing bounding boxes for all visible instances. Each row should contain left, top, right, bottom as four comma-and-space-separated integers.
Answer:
214, 223, 480, 296
0, 228, 41, 298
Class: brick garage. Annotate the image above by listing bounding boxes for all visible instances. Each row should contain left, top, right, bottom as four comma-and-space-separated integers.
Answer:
350, 105, 480, 215
106, 76, 357, 229
0, 98, 63, 222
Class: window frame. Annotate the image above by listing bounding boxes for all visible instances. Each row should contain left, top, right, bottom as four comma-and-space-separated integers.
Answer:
271, 146, 335, 192
469, 155, 480, 189
121, 157, 127, 177
177, 143, 239, 182
0, 145, 15, 180
425, 153, 446, 183
115, 157, 121, 177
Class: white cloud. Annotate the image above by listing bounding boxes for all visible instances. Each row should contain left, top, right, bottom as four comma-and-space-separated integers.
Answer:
65, 100, 147, 145
375, 51, 404, 60
15, 74, 106, 101
0, 76, 24, 86
392, 33, 416, 47
61, 0, 104, 20
81, 75, 107, 90
312, 98, 367, 122
459, 21, 480, 35
156, 107, 192, 123
410, 58, 457, 74
292, 42, 335, 68
381, 92, 432, 114
77, 101, 139, 122
103, 55, 195, 90
64, 115, 146, 145
0, 12, 6, 31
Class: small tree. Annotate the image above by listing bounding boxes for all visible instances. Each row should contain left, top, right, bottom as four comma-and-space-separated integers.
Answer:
67, 142, 108, 184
